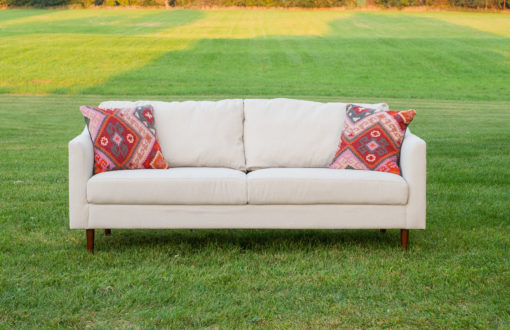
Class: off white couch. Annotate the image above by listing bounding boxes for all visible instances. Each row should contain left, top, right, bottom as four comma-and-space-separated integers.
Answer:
69, 98, 426, 253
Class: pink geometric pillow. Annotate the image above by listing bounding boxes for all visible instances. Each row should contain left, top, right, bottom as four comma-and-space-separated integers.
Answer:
329, 104, 416, 176
80, 105, 169, 174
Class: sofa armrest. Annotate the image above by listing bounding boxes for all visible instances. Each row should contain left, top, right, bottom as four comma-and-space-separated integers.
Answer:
400, 130, 426, 229
69, 127, 93, 229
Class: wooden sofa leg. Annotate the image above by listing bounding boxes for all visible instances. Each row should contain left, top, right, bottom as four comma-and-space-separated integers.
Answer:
86, 229, 95, 254
400, 229, 409, 250
105, 229, 111, 236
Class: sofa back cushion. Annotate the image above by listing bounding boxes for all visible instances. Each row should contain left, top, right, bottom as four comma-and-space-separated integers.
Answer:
243, 98, 389, 170
98, 99, 246, 171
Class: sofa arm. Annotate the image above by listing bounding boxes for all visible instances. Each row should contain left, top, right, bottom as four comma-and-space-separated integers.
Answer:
69, 127, 93, 229
400, 130, 426, 229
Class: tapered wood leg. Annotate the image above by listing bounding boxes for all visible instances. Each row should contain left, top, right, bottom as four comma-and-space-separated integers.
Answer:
86, 229, 95, 254
400, 229, 409, 250
380, 229, 387, 234
104, 229, 111, 236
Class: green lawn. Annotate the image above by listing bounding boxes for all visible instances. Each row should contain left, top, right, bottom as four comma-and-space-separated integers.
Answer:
1, 9, 509, 328
1, 9, 510, 99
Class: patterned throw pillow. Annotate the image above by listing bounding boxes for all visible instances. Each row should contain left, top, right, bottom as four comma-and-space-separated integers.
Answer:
80, 105, 169, 174
329, 104, 416, 176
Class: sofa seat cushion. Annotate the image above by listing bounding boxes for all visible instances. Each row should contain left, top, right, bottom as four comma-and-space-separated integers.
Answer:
247, 168, 408, 205
87, 167, 247, 205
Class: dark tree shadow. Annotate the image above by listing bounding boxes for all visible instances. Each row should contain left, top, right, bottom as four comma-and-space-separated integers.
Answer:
79, 13, 510, 100
0, 9, 204, 37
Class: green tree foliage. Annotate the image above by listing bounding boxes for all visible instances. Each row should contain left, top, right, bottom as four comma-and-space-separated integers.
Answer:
6, 0, 67, 6
375, 0, 507, 8
169, 0, 356, 7
2, 0, 508, 9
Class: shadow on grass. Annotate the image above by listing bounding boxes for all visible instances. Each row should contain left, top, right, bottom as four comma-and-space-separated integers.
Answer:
0, 8, 55, 23
79, 13, 510, 100
0, 10, 205, 37
92, 229, 401, 253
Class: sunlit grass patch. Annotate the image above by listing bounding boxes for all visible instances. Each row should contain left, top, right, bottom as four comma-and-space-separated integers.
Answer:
154, 9, 350, 39
0, 34, 195, 93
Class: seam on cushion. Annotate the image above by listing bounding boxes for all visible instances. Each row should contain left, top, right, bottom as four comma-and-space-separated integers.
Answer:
89, 202, 406, 206
406, 184, 410, 204
88, 178, 245, 184
244, 170, 249, 204
241, 98, 247, 172
246, 201, 408, 205
88, 202, 248, 205
247, 177, 407, 184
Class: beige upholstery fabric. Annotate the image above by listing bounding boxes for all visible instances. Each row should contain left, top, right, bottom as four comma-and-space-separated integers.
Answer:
68, 128, 93, 229
243, 98, 389, 170
401, 130, 427, 229
247, 168, 408, 205
87, 167, 247, 205
99, 100, 246, 171
88, 204, 407, 229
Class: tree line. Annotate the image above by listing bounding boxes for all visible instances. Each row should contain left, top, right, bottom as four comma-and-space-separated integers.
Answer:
2, 0, 508, 10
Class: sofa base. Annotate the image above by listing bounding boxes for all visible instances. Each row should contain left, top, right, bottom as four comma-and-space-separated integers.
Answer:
82, 204, 418, 253
86, 204, 415, 229
84, 228, 411, 253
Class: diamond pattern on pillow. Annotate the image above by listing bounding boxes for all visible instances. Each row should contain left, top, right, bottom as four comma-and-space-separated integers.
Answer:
80, 105, 169, 174
329, 104, 416, 176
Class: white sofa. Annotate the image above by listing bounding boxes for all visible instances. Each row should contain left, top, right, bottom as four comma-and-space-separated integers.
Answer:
69, 98, 426, 253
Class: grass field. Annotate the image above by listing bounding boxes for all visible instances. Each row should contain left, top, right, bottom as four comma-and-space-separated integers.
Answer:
1, 9, 510, 99
1, 9, 509, 328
